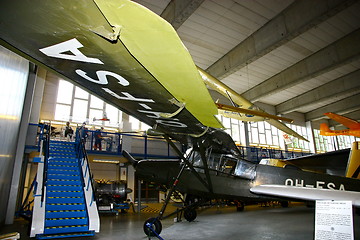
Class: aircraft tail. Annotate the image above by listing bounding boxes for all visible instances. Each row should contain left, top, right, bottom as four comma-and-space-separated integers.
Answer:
320, 123, 332, 136
345, 141, 360, 179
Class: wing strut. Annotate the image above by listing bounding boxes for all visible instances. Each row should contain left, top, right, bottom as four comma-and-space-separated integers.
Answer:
144, 135, 214, 237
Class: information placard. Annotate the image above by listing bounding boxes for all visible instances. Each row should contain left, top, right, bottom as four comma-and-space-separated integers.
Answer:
315, 200, 354, 240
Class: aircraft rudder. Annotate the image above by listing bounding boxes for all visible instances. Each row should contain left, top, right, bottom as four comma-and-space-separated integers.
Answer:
345, 141, 360, 179
320, 123, 331, 136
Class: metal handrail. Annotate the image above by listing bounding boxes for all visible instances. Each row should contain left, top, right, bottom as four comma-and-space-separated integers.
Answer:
75, 128, 96, 205
40, 122, 51, 204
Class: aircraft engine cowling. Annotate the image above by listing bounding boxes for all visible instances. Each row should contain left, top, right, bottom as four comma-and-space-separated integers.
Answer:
95, 181, 132, 203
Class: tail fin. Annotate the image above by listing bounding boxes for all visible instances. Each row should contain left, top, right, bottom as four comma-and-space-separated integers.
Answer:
320, 123, 332, 136
345, 142, 360, 179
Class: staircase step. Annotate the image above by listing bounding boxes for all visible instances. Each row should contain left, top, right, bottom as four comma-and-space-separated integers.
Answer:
46, 203, 85, 211
45, 217, 88, 227
43, 224, 89, 235
49, 154, 77, 158
47, 190, 83, 198
47, 169, 78, 175
48, 161, 78, 167
47, 165, 78, 171
46, 210, 87, 218
36, 231, 95, 239
47, 179, 81, 185
46, 196, 84, 204
47, 184, 83, 191
48, 157, 77, 161
47, 173, 80, 180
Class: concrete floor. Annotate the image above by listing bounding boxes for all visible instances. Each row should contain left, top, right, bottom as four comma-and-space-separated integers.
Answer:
1, 203, 360, 240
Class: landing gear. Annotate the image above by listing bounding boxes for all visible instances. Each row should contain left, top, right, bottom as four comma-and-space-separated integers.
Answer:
184, 208, 197, 222
141, 135, 213, 237
280, 201, 289, 208
236, 201, 245, 212
143, 217, 162, 237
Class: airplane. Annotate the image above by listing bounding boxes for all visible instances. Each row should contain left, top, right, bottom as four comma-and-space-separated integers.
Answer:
1, 0, 359, 237
320, 112, 360, 137
93, 112, 110, 122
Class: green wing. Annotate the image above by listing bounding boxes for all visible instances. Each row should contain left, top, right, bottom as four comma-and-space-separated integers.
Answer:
0, 0, 222, 139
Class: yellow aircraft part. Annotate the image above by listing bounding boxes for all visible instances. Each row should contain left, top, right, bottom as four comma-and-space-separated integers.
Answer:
94, 0, 222, 129
346, 141, 360, 179
320, 123, 360, 137
216, 103, 293, 123
197, 67, 253, 109
197, 67, 308, 141
218, 109, 265, 122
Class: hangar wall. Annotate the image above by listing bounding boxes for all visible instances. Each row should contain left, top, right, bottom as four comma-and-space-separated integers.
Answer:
0, 46, 29, 225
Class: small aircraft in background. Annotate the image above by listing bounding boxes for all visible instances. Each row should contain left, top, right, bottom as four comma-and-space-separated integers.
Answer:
93, 112, 110, 122
320, 112, 360, 137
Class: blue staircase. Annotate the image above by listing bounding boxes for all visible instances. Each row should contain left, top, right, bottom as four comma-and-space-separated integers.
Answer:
36, 141, 95, 239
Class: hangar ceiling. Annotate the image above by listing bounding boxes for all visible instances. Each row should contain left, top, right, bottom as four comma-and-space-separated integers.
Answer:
132, 0, 360, 129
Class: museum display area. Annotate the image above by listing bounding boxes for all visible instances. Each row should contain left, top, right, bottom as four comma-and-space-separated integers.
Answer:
0, 0, 360, 239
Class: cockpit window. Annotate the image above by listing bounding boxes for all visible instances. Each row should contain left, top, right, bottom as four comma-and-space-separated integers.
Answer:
220, 155, 237, 175
234, 160, 256, 180
186, 149, 256, 180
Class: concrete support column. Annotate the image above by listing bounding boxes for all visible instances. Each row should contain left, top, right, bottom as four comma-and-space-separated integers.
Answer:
305, 121, 316, 154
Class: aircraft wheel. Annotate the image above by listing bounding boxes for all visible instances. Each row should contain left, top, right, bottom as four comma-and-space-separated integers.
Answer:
280, 201, 289, 208
143, 217, 162, 237
184, 208, 197, 222
236, 201, 245, 212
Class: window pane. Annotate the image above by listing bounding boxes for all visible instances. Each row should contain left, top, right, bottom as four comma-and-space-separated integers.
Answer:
90, 95, 103, 109
140, 122, 151, 131
258, 122, 265, 133
129, 116, 139, 130
55, 104, 71, 121
259, 134, 266, 144
105, 103, 120, 127
57, 80, 73, 104
231, 123, 240, 142
222, 117, 231, 129
89, 109, 103, 125
251, 128, 259, 143
265, 130, 272, 145
272, 136, 279, 146
72, 99, 88, 123
75, 86, 89, 99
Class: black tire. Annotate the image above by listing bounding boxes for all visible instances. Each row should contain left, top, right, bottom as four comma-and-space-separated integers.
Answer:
143, 217, 162, 237
236, 201, 245, 212
280, 201, 289, 208
184, 208, 197, 222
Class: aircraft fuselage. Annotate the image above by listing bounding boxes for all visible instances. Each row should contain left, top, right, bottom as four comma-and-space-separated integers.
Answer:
134, 159, 360, 202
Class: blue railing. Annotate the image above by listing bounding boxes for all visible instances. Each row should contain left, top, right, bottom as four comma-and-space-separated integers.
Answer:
77, 128, 178, 159
238, 146, 312, 163
75, 129, 97, 205
26, 123, 312, 162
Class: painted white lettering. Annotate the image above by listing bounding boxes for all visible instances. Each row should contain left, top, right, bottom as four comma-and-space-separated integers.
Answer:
305, 185, 314, 188
138, 110, 179, 120
102, 88, 154, 103
327, 182, 335, 190
316, 181, 325, 189
339, 184, 345, 191
285, 179, 293, 186
156, 120, 187, 128
139, 103, 152, 110
75, 70, 129, 86
39, 38, 103, 64
295, 179, 304, 187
